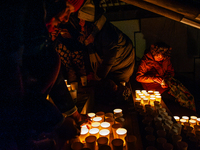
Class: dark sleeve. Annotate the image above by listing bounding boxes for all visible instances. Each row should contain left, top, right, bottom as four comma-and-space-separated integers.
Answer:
49, 71, 76, 114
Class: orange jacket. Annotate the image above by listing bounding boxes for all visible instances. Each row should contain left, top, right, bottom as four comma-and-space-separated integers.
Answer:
136, 52, 174, 93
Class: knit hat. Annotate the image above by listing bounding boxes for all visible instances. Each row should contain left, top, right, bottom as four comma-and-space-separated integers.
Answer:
68, 0, 84, 12
78, 0, 95, 22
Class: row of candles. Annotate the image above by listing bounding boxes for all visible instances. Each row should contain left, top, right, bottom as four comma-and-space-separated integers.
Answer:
135, 90, 162, 106
135, 89, 200, 149
78, 108, 130, 150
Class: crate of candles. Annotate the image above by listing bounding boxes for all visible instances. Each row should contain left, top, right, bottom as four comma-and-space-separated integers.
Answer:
71, 108, 137, 150
134, 90, 200, 149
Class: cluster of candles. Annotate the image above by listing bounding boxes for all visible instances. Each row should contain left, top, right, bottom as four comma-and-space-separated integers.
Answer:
135, 90, 161, 106
78, 108, 129, 149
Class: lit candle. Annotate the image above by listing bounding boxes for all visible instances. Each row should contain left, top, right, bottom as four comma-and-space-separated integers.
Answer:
140, 96, 146, 105
64, 79, 68, 86
113, 108, 122, 114
189, 119, 196, 128
142, 90, 147, 94
154, 91, 160, 95
148, 90, 154, 95
88, 113, 95, 121
180, 119, 187, 125
197, 118, 200, 125
150, 95, 156, 98
191, 116, 197, 121
67, 85, 71, 91
174, 116, 180, 122
100, 122, 111, 131
89, 128, 99, 138
116, 128, 127, 146
93, 117, 103, 123
149, 97, 155, 106
155, 95, 161, 103
143, 98, 149, 106
182, 116, 189, 122
79, 127, 89, 143
91, 122, 101, 129
135, 98, 141, 104
112, 123, 122, 139
96, 111, 105, 122
135, 90, 141, 98
99, 129, 110, 140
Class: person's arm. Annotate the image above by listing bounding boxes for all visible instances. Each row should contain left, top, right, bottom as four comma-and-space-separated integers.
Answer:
136, 59, 161, 83
96, 47, 118, 79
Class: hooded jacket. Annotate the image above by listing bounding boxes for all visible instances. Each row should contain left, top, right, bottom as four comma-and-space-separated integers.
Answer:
136, 51, 174, 93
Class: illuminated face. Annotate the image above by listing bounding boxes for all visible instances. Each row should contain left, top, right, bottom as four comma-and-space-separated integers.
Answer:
52, 2, 75, 27
154, 53, 164, 61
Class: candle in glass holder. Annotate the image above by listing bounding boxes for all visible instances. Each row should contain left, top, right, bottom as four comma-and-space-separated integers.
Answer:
149, 97, 156, 106
79, 127, 89, 143
113, 108, 122, 114
115, 117, 125, 127
155, 95, 161, 103
197, 118, 200, 125
148, 90, 154, 95
182, 116, 189, 122
93, 117, 103, 123
142, 90, 147, 94
116, 128, 127, 146
154, 91, 160, 95
189, 119, 196, 128
112, 123, 122, 139
143, 98, 149, 106
191, 116, 197, 121
99, 129, 110, 140
174, 116, 180, 122
180, 119, 187, 125
91, 122, 101, 129
89, 128, 99, 138
145, 93, 150, 99
135, 90, 141, 98
101, 122, 111, 131
150, 95, 156, 98
96, 111, 105, 122
135, 98, 141, 105
67, 85, 71, 91
138, 93, 144, 98
88, 113, 95, 121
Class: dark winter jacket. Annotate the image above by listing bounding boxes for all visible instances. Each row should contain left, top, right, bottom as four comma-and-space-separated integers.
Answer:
94, 21, 135, 83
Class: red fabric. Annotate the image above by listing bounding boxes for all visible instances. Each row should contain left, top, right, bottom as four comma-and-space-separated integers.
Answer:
68, 0, 84, 12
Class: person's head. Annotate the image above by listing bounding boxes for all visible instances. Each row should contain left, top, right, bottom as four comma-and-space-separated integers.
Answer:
45, 0, 84, 32
150, 42, 172, 61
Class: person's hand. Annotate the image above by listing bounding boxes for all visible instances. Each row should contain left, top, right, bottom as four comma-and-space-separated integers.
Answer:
153, 77, 163, 84
161, 83, 168, 89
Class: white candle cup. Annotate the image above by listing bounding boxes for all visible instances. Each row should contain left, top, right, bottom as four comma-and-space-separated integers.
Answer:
64, 79, 68, 86
114, 113, 123, 119
93, 117, 103, 123
116, 128, 127, 146
67, 85, 71, 91
197, 118, 200, 125
135, 90, 141, 98
182, 116, 189, 122
174, 116, 180, 122
154, 91, 160, 95
91, 122, 101, 129
143, 98, 149, 106
135, 98, 141, 104
89, 128, 99, 139
97, 137, 109, 147
191, 116, 197, 121
101, 122, 111, 130
105, 118, 115, 133
142, 90, 147, 94
79, 127, 89, 143
189, 119, 196, 128
150, 95, 156, 98
113, 108, 122, 114
112, 124, 122, 139
148, 90, 154, 95
180, 119, 187, 125
96, 111, 105, 122
88, 112, 95, 121
155, 95, 161, 103
145, 93, 150, 99
99, 129, 110, 140
149, 97, 155, 106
